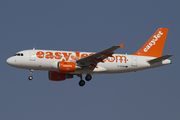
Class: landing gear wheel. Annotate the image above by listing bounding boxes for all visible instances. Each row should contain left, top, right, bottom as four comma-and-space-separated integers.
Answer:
28, 69, 34, 81
85, 74, 92, 81
28, 76, 33, 80
79, 80, 85, 87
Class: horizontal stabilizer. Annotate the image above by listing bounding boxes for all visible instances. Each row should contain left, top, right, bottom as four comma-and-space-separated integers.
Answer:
148, 54, 172, 64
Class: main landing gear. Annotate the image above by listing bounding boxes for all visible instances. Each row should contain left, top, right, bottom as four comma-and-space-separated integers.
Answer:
85, 74, 92, 81
77, 74, 92, 87
28, 69, 34, 80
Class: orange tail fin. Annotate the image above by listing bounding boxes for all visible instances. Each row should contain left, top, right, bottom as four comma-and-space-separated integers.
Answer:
133, 28, 169, 57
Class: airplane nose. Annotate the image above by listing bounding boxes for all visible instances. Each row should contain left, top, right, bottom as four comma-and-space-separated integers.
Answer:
6, 57, 14, 66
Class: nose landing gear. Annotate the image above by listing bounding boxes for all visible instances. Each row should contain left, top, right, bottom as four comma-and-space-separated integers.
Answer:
28, 76, 33, 80
28, 69, 34, 80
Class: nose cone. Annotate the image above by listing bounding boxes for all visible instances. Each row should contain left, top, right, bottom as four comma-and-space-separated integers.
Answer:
6, 57, 14, 66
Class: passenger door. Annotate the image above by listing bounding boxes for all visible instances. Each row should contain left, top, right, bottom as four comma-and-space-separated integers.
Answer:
132, 56, 137, 67
30, 48, 36, 61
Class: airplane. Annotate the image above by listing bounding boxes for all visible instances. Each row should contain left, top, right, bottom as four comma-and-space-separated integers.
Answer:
6, 28, 172, 87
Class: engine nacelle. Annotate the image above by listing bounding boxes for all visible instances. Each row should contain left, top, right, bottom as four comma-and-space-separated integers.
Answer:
51, 61, 76, 72
48, 71, 73, 81
59, 61, 76, 72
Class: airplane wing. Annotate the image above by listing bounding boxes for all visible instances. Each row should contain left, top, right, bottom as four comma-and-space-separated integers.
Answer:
76, 43, 124, 67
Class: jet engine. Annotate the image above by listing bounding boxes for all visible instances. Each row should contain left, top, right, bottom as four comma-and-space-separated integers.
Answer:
49, 71, 73, 81
51, 61, 77, 72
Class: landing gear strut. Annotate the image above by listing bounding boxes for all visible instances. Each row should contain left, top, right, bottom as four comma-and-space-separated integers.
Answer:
28, 69, 34, 80
77, 74, 85, 87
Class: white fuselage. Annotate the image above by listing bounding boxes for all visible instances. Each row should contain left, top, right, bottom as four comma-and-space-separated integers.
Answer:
6, 49, 171, 75
6, 28, 172, 87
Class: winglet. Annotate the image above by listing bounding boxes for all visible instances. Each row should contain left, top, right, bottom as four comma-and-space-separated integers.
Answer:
119, 43, 124, 48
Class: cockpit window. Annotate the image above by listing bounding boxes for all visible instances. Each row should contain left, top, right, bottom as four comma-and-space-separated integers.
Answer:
14, 53, 23, 56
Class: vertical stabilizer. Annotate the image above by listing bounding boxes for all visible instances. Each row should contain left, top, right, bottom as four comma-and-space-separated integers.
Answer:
133, 28, 169, 57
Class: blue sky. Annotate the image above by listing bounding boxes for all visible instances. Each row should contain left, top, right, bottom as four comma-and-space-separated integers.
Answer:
1, 0, 180, 120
